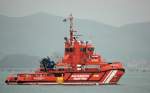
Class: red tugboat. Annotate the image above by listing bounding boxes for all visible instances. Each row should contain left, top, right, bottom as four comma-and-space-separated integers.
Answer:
5, 14, 125, 85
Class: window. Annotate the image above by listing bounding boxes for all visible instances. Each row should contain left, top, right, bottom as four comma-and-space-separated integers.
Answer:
65, 48, 74, 52
80, 48, 86, 52
88, 47, 94, 51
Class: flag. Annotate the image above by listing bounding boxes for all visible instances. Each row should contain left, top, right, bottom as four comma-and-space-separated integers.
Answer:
63, 18, 67, 22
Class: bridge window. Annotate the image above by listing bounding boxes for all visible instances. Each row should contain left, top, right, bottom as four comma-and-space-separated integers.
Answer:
80, 48, 86, 52
88, 47, 94, 51
65, 48, 74, 52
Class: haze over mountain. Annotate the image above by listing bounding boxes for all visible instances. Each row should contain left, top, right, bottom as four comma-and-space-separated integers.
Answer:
0, 13, 150, 70
0, 54, 39, 68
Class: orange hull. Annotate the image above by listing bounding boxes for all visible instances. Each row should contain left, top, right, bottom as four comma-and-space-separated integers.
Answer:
6, 63, 125, 85
5, 70, 124, 85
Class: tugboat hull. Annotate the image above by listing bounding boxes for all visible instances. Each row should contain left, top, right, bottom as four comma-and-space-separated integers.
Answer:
5, 69, 124, 85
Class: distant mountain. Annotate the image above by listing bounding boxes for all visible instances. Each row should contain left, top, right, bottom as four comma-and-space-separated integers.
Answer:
0, 54, 40, 68
0, 13, 150, 70
117, 22, 150, 61
0, 52, 5, 61
0, 13, 66, 57
0, 13, 116, 57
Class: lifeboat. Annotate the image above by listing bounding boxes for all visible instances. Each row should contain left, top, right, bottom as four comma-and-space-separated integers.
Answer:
5, 14, 125, 85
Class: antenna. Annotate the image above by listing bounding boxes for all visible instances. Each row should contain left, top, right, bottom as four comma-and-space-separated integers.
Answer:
69, 14, 74, 43
63, 14, 76, 45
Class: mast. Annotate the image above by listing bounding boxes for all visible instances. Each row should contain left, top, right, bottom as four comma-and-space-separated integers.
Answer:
69, 14, 74, 44
63, 14, 75, 45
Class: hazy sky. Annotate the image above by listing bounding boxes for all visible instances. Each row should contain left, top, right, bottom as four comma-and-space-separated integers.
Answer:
0, 0, 150, 26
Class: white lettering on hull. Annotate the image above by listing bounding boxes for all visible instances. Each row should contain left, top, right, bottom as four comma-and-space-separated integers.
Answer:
71, 74, 90, 80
